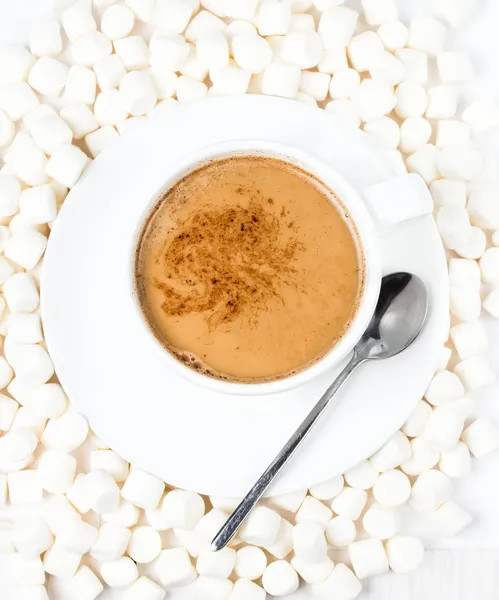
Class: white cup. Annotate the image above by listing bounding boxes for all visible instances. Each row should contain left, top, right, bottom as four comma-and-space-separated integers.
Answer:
130, 139, 382, 396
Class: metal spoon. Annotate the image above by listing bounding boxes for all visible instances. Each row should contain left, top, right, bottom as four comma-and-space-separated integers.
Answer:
212, 272, 428, 552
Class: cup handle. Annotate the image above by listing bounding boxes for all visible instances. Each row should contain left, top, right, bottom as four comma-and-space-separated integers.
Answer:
362, 173, 434, 236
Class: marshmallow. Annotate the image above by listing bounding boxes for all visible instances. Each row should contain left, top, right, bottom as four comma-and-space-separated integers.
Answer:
61, 104, 99, 140
237, 505, 281, 547
484, 289, 499, 318
426, 85, 457, 119
195, 508, 229, 546
64, 66, 96, 105
11, 555, 45, 586
0, 428, 37, 469
174, 528, 204, 557
378, 20, 409, 51
297, 71, 329, 101
439, 146, 483, 181
101, 5, 135, 41
450, 285, 481, 321
348, 31, 383, 73
44, 494, 81, 537
209, 496, 240, 513
399, 117, 432, 154
290, 13, 315, 31
11, 407, 45, 438
22, 383, 68, 419
62, 0, 97, 42
102, 500, 140, 528
196, 31, 229, 70
282, 31, 323, 69
231, 33, 271, 74
363, 504, 398, 539
0, 110, 15, 148
94, 90, 129, 126
5, 134, 48, 186
120, 71, 157, 116
0, 355, 13, 388
19, 185, 57, 225
325, 99, 361, 128
455, 356, 495, 390
468, 187, 499, 229
61, 566, 104, 600
436, 120, 471, 148
0, 45, 36, 83
325, 515, 356, 547
85, 126, 119, 158
262, 560, 299, 596
120, 468, 164, 510
66, 473, 91, 514
43, 542, 81, 579
15, 587, 48, 600
349, 538, 389, 579
425, 370, 465, 406
197, 546, 236, 579
309, 476, 344, 501
8, 470, 43, 505
429, 501, 472, 537
373, 469, 411, 507
13, 344, 53, 385
153, 547, 197, 587
260, 62, 301, 99
150, 35, 190, 72
402, 400, 433, 438
46, 144, 88, 188
235, 546, 267, 580
91, 523, 131, 561
268, 488, 307, 512
57, 519, 98, 555
478, 153, 498, 181
185, 9, 227, 42
385, 535, 425, 573
329, 68, 360, 100
344, 460, 379, 490
292, 556, 334, 587
318, 7, 359, 48
30, 19, 62, 59
5, 230, 47, 270
351, 79, 396, 122
437, 52, 475, 85
101, 556, 139, 589
430, 180, 466, 208
189, 576, 234, 600
256, 0, 291, 36
148, 69, 177, 99
369, 430, 411, 471
361, 0, 398, 25
462, 418, 499, 458
178, 44, 208, 81
423, 406, 464, 453
154, 0, 197, 35
439, 442, 471, 478
436, 206, 470, 250
407, 144, 439, 184
89, 450, 129, 482
209, 64, 251, 96
312, 563, 362, 600
12, 518, 52, 557
176, 75, 208, 102
294, 495, 332, 527
28, 57, 68, 97
264, 518, 294, 559
123, 576, 166, 600
396, 48, 428, 84
445, 394, 474, 421
401, 438, 440, 476
410, 469, 452, 513
330, 487, 367, 520
0, 394, 18, 430
0, 474, 7, 507
113, 36, 149, 70
125, 0, 155, 22
93, 55, 126, 92
408, 17, 446, 56
84, 470, 120, 514
369, 51, 405, 86
293, 521, 327, 562
228, 579, 265, 600
318, 46, 348, 74
0, 175, 21, 216
38, 449, 76, 493
451, 321, 487, 360
434, 0, 477, 27
462, 98, 499, 137
226, 20, 258, 45
395, 82, 428, 119
161, 489, 205, 530
127, 525, 162, 564
41, 412, 88, 452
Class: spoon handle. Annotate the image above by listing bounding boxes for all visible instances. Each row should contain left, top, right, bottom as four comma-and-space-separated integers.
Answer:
211, 352, 362, 552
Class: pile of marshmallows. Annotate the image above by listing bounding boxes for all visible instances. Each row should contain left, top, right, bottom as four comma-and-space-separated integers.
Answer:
1, 0, 499, 598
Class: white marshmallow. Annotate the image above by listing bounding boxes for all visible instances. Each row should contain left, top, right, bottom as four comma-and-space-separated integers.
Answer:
195, 508, 229, 545
408, 17, 446, 56
455, 356, 495, 390
91, 523, 131, 561
318, 7, 358, 48
57, 520, 98, 555
162, 489, 205, 530
0, 175, 21, 216
120, 71, 157, 116
238, 506, 281, 546
410, 469, 452, 513
121, 468, 165, 509
426, 85, 457, 119
12, 344, 52, 386
462, 98, 499, 137
64, 66, 96, 105
0, 393, 18, 430
71, 32, 112, 68
196, 31, 229, 70
41, 412, 88, 452
127, 525, 162, 564
19, 185, 57, 225
256, 0, 292, 36
439, 442, 471, 478
430, 179, 466, 208
235, 546, 267, 580
363, 504, 398, 539
5, 134, 48, 186
282, 31, 323, 69
93, 55, 126, 91
468, 187, 499, 229
264, 518, 294, 559
373, 469, 411, 507
178, 43, 208, 81
154, 0, 197, 35
293, 495, 332, 527
190, 576, 234, 600
434, 0, 477, 27
362, 0, 398, 25
153, 547, 197, 587
329, 68, 360, 100
5, 230, 47, 270
296, 71, 329, 101
259, 62, 301, 99
351, 79, 396, 122
8, 469, 42, 505
30, 19, 62, 59
0, 45, 36, 83
484, 288, 499, 318
46, 144, 88, 188
395, 82, 428, 119
325, 99, 361, 128
94, 90, 129, 126
173, 528, 204, 557
439, 146, 483, 181
85, 126, 119, 158
436, 205, 470, 250
325, 515, 356, 547
293, 521, 327, 562
402, 400, 433, 438
22, 383, 68, 419
62, 0, 97, 42
369, 430, 411, 471
290, 13, 315, 31
369, 51, 405, 86
102, 500, 140, 528
176, 75, 208, 102
61, 566, 104, 600
85, 469, 121, 514
0, 355, 13, 390
150, 35, 190, 72
318, 46, 348, 74
399, 117, 432, 154
425, 370, 465, 406
349, 538, 389, 579
330, 487, 367, 520
344, 460, 379, 490
13, 518, 52, 557
125, 0, 155, 22
462, 418, 499, 458
0, 255, 14, 285
0, 428, 37, 469
262, 560, 299, 596
396, 48, 428, 84
43, 541, 81, 579
436, 120, 470, 148
228, 579, 265, 600
478, 153, 498, 181
101, 5, 135, 40
145, 501, 171, 531
11, 408, 45, 439
231, 33, 271, 75
268, 488, 307, 512
451, 321, 487, 360
312, 563, 362, 600
450, 285, 481, 321
101, 557, 139, 589
292, 556, 334, 586
38, 449, 76, 493
385, 535, 425, 573
123, 576, 165, 600
15, 587, 48, 600
113, 36, 149, 70
0, 110, 15, 148
44, 494, 81, 536
437, 52, 474, 85
61, 104, 99, 140
309, 476, 344, 501
66, 473, 91, 514
226, 20, 258, 46
401, 438, 439, 476
90, 450, 129, 482
197, 546, 236, 579
445, 394, 474, 421
185, 9, 227, 42
407, 144, 439, 184
429, 501, 472, 537
348, 31, 383, 73
209, 64, 251, 96
28, 57, 68, 97
148, 69, 177, 100
378, 20, 409, 51
11, 555, 45, 585
0, 474, 7, 507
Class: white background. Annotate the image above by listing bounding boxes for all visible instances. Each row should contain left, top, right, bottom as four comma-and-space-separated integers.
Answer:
2, 0, 499, 598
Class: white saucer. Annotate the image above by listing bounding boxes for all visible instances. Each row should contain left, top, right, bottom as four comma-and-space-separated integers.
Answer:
41, 95, 449, 498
